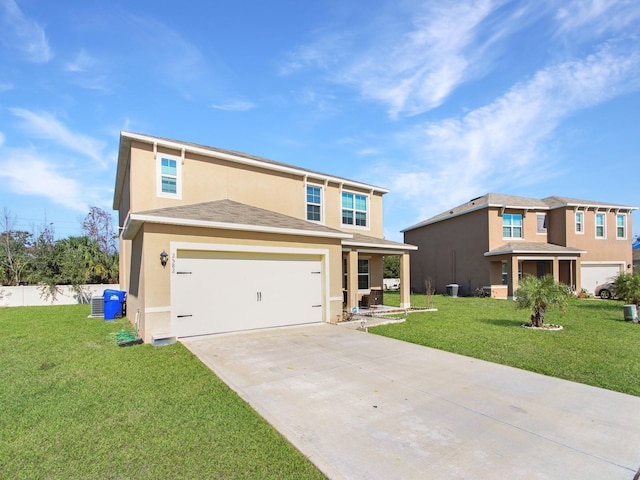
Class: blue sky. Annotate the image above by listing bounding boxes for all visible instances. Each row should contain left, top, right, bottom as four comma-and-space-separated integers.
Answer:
0, 0, 639, 242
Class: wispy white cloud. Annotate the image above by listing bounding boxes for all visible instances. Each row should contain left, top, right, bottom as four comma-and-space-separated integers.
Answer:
280, 1, 537, 118
211, 100, 256, 112
357, 148, 382, 156
0, 149, 90, 213
11, 108, 109, 167
0, 131, 4, 146
556, 0, 640, 35
387, 41, 640, 220
0, 82, 13, 91
0, 0, 52, 63
65, 50, 96, 73
64, 50, 111, 93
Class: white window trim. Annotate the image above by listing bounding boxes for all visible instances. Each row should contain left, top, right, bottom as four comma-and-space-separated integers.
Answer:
156, 153, 182, 199
340, 189, 370, 231
502, 213, 523, 240
595, 212, 606, 239
305, 182, 324, 224
575, 211, 584, 235
616, 213, 627, 240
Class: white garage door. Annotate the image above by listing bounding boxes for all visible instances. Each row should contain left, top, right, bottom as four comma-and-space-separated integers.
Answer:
171, 251, 323, 337
581, 264, 623, 294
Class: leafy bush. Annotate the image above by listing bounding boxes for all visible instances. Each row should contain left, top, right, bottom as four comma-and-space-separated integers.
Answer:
613, 272, 640, 307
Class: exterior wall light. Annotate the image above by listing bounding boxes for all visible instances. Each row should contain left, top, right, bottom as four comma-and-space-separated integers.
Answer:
160, 250, 169, 267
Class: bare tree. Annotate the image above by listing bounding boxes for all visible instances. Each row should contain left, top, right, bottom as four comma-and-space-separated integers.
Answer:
0, 208, 32, 285
82, 206, 117, 256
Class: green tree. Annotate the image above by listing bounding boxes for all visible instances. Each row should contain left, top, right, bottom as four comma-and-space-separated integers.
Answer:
32, 236, 115, 299
613, 272, 640, 308
515, 274, 570, 327
383, 256, 400, 278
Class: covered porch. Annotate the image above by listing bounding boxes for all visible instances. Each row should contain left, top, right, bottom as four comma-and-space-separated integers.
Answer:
342, 233, 417, 314
484, 242, 585, 299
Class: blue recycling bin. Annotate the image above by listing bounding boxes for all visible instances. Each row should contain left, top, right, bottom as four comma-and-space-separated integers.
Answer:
104, 289, 126, 320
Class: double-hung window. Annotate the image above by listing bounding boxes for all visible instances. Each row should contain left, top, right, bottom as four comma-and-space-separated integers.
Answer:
616, 214, 626, 239
503, 213, 523, 238
342, 192, 367, 227
575, 211, 584, 234
158, 155, 181, 198
306, 185, 322, 222
595, 212, 605, 238
536, 213, 547, 234
358, 259, 370, 290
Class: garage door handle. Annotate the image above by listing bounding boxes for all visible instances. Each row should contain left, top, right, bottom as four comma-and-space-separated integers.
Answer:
312, 305, 322, 308
177, 314, 193, 318
177, 271, 192, 275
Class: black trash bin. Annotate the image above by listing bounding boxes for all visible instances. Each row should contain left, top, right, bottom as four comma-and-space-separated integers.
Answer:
104, 289, 126, 320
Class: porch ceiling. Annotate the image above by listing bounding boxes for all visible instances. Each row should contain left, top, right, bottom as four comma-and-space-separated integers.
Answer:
342, 232, 418, 252
485, 242, 585, 257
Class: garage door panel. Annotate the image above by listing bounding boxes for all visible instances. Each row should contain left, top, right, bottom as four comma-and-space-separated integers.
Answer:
172, 253, 323, 337
581, 264, 622, 294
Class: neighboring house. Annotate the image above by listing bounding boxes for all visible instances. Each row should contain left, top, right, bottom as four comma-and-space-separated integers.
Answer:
402, 193, 637, 298
633, 243, 640, 272
113, 132, 416, 343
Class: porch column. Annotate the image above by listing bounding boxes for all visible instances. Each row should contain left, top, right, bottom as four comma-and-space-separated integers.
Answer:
347, 249, 359, 311
510, 256, 519, 298
575, 258, 582, 292
399, 252, 411, 308
552, 256, 560, 282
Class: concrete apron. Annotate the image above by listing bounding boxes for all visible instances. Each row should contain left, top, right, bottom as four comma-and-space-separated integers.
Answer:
182, 324, 640, 480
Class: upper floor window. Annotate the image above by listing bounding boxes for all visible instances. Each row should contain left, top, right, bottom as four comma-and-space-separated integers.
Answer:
342, 192, 367, 227
595, 212, 606, 238
306, 185, 322, 222
503, 213, 522, 238
157, 154, 181, 198
536, 213, 547, 234
575, 211, 584, 234
616, 214, 626, 239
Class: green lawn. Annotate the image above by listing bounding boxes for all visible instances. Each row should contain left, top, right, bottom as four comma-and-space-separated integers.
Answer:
0, 305, 325, 480
377, 292, 640, 397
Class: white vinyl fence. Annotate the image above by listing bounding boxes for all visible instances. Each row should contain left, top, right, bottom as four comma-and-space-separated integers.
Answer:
0, 284, 120, 307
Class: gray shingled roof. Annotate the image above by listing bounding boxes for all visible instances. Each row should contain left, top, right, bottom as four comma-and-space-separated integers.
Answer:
485, 242, 585, 256
402, 193, 549, 231
542, 196, 635, 209
403, 192, 637, 232
131, 199, 349, 238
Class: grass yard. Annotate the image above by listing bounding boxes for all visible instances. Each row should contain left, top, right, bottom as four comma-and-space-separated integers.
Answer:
378, 292, 640, 397
0, 305, 325, 480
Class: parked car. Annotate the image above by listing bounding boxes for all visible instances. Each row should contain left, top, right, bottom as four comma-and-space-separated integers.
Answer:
595, 283, 615, 299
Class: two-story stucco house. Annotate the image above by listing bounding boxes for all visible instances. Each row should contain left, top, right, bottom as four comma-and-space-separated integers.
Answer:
113, 131, 416, 343
403, 193, 636, 299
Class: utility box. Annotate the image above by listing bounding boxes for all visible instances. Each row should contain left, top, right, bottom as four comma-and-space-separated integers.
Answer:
446, 284, 459, 297
623, 305, 638, 322
104, 289, 127, 320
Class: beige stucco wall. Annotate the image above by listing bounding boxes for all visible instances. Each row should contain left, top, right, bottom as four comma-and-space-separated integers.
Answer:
557, 208, 633, 264
404, 209, 490, 295
128, 223, 344, 343
486, 207, 549, 249
125, 141, 385, 239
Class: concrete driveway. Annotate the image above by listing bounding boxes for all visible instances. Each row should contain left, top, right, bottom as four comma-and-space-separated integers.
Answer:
183, 324, 640, 479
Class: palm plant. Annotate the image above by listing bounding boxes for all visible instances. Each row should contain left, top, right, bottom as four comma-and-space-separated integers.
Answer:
515, 274, 570, 327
